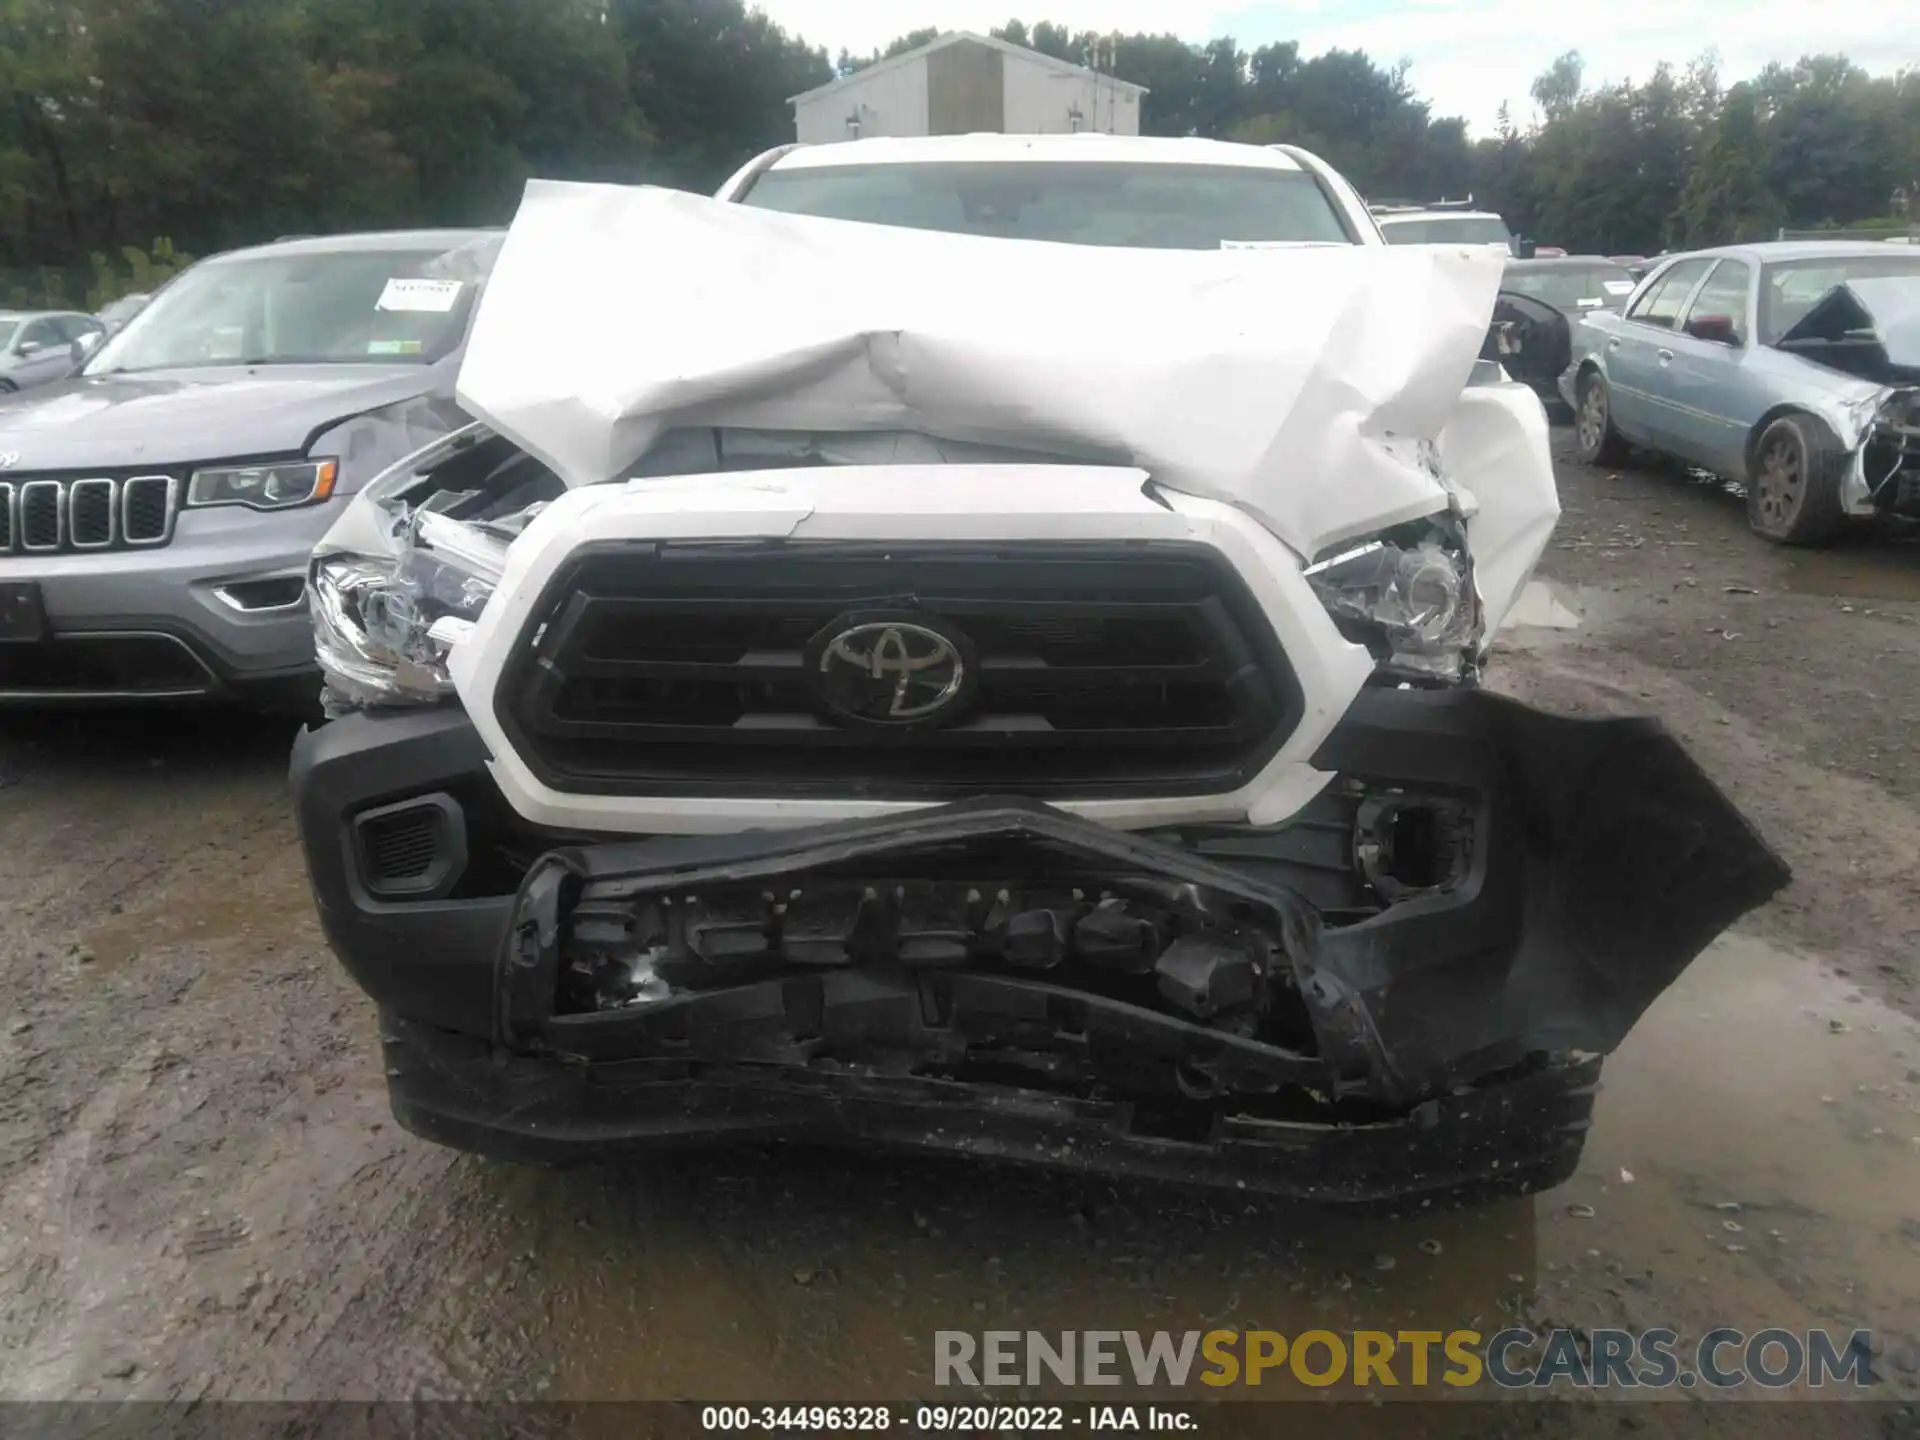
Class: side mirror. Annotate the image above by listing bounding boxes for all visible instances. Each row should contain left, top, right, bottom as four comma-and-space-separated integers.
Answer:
1685, 314, 1739, 346
15, 339, 42, 358
69, 332, 105, 369
1515, 237, 1538, 259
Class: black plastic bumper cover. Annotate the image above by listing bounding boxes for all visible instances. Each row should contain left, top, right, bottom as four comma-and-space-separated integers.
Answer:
292, 689, 1790, 1195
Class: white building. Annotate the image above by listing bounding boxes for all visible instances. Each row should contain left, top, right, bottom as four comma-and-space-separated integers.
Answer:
790, 32, 1146, 144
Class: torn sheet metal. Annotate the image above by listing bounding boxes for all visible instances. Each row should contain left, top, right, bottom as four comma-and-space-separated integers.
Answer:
487, 687, 1790, 1110
455, 180, 1529, 565
1779, 276, 1920, 381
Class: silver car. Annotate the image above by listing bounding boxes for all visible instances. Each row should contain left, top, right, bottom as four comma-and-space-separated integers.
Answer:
0, 311, 105, 393
1560, 241, 1920, 544
94, 292, 152, 337
0, 229, 498, 708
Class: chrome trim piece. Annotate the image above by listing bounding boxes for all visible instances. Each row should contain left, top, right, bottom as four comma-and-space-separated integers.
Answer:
212, 578, 308, 614
0, 473, 181, 552
19, 479, 64, 552
67, 477, 117, 549
121, 474, 179, 547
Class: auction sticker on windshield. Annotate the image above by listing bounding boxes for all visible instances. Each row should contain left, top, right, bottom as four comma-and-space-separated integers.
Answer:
377, 278, 464, 312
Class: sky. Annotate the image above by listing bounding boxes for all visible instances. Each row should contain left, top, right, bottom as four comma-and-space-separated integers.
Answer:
750, 0, 1916, 136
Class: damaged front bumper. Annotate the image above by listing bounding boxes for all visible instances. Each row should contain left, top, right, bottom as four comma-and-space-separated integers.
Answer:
293, 686, 1788, 1204
1853, 386, 1920, 516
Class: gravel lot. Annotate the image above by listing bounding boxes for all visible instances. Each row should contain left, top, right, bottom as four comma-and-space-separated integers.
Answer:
2, 434, 1917, 1432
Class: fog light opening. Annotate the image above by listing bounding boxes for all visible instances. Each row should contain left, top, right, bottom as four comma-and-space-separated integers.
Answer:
1356, 794, 1472, 902
215, 576, 309, 612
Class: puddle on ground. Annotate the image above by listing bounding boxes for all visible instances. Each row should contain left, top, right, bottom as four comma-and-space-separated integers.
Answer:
425, 933, 1920, 1404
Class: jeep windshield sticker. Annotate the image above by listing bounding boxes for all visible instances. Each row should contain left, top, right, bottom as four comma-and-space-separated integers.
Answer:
377, 278, 464, 313
367, 338, 425, 356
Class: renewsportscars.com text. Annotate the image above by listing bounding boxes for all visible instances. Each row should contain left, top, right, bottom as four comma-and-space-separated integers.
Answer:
934, 1328, 1877, 1390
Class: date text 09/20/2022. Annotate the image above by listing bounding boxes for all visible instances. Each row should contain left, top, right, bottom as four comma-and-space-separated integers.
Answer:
700, 1407, 1195, 1433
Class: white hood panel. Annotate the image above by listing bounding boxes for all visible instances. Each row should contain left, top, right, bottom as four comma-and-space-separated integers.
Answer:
456, 181, 1517, 562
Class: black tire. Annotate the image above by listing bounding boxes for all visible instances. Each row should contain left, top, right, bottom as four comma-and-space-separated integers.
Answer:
0, 379, 17, 393
1572, 369, 1628, 466
1747, 413, 1848, 546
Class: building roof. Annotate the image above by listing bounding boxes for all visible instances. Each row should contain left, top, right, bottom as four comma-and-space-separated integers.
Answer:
789, 31, 1150, 106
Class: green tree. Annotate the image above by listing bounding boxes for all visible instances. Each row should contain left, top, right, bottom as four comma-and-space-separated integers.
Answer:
839, 26, 942, 77
1761, 56, 1897, 226
309, 0, 649, 226
1676, 84, 1782, 245
617, 0, 830, 190
1530, 51, 1583, 123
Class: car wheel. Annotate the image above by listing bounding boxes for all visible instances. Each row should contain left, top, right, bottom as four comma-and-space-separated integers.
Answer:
1747, 413, 1847, 546
1572, 370, 1627, 466
0, 379, 16, 393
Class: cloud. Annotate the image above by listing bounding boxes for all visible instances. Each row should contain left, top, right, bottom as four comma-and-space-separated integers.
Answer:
1263, 0, 1920, 131
758, 0, 1253, 56
753, 0, 1917, 135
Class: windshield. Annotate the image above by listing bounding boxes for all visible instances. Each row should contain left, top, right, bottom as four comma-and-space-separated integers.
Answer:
86, 243, 495, 374
1760, 255, 1920, 345
740, 162, 1355, 248
0, 320, 17, 349
1503, 264, 1639, 313
1381, 216, 1514, 247
97, 295, 147, 326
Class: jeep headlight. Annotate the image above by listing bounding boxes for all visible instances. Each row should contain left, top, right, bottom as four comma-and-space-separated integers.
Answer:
1305, 518, 1482, 683
188, 459, 337, 510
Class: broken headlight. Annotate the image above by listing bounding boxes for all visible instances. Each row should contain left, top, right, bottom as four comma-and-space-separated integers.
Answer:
1304, 518, 1482, 683
308, 426, 538, 714
311, 508, 507, 713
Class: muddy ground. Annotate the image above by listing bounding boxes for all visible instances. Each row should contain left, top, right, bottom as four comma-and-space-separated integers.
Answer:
2, 434, 1919, 1432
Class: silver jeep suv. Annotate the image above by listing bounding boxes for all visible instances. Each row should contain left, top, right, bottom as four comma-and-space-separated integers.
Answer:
0, 228, 498, 708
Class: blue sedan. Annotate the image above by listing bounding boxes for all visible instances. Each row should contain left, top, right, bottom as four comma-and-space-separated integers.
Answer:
1559, 241, 1920, 545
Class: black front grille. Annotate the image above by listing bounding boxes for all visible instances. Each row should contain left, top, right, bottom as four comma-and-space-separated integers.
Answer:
69, 479, 114, 547
0, 634, 212, 695
21, 482, 60, 549
499, 542, 1305, 800
363, 811, 441, 881
0, 472, 179, 553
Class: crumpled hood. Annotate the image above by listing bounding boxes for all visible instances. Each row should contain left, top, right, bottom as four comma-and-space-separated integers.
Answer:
455, 180, 1514, 560
0, 362, 452, 469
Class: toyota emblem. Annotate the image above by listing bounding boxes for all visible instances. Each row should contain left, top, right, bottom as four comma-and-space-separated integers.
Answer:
807, 613, 974, 727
